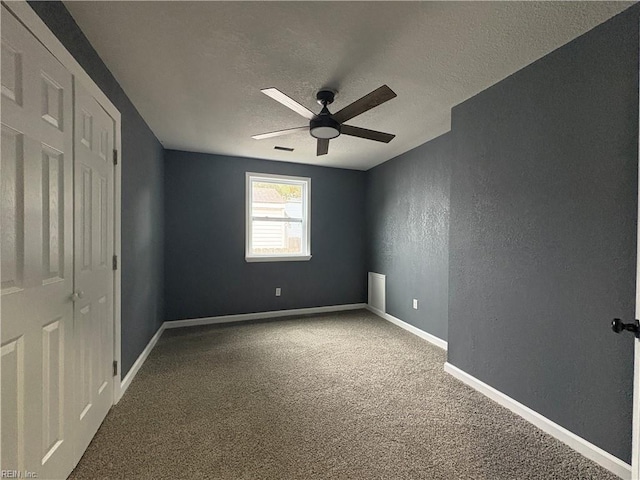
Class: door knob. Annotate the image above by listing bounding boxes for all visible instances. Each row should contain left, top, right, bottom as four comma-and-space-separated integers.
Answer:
611, 318, 640, 338
71, 290, 85, 302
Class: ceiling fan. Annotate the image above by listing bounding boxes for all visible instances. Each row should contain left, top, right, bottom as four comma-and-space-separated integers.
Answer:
252, 85, 397, 156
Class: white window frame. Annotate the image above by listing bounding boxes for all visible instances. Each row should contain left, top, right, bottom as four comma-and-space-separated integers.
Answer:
245, 172, 311, 262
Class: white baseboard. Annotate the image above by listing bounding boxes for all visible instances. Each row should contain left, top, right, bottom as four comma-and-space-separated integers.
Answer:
163, 303, 367, 329
366, 305, 448, 351
118, 323, 166, 401
444, 362, 631, 480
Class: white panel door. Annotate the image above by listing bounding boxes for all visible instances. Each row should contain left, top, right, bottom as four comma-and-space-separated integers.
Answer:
73, 80, 115, 458
1, 7, 75, 479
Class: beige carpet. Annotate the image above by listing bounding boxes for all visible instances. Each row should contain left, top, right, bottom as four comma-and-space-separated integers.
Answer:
71, 310, 618, 479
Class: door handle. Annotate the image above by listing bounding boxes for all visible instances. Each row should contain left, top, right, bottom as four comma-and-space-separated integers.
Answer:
611, 318, 640, 338
71, 290, 85, 302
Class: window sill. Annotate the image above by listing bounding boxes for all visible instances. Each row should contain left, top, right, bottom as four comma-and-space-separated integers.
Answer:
245, 255, 312, 263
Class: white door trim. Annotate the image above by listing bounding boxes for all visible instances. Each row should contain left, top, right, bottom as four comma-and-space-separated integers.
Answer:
5, 0, 124, 404
632, 30, 640, 479
633, 342, 639, 479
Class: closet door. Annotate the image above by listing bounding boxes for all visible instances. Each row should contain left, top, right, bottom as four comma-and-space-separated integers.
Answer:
1, 7, 75, 479
73, 80, 115, 458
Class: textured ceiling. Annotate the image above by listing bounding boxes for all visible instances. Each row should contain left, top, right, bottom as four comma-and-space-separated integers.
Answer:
64, 1, 633, 170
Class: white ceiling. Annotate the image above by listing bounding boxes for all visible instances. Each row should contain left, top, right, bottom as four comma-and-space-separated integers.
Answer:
64, 1, 634, 171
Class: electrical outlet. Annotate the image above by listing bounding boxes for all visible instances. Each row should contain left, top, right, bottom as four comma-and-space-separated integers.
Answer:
413, 299, 418, 310
275, 287, 281, 297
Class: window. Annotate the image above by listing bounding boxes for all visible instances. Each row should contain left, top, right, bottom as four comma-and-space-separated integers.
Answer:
246, 172, 311, 262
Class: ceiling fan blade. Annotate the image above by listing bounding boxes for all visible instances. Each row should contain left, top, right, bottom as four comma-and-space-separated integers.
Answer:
341, 124, 395, 143
261, 88, 315, 120
251, 126, 309, 140
333, 85, 397, 124
317, 138, 329, 156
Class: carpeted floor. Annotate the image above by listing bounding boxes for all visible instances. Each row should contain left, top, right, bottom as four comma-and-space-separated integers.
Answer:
70, 310, 618, 479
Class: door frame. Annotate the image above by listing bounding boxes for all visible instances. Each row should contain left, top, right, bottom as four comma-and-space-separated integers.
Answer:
5, 0, 124, 404
633, 42, 640, 480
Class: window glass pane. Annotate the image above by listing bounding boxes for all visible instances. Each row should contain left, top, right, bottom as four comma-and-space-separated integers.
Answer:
250, 220, 303, 255
252, 181, 303, 220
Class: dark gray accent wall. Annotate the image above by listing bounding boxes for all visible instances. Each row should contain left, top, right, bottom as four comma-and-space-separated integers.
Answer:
164, 151, 366, 320
366, 134, 451, 341
448, 5, 639, 463
29, 2, 165, 376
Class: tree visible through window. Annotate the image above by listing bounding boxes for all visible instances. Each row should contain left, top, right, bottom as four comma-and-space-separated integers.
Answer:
246, 173, 311, 262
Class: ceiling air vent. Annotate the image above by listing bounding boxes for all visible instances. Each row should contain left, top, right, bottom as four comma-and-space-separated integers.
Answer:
274, 146, 294, 152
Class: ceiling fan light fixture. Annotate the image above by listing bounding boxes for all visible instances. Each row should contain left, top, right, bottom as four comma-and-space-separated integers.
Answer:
310, 115, 341, 139
310, 125, 340, 139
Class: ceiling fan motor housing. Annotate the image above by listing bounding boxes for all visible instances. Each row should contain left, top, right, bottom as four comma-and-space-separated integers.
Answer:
310, 89, 341, 139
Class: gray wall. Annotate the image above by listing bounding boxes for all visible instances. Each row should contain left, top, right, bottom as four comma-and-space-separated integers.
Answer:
164, 151, 366, 320
29, 2, 165, 376
366, 134, 451, 341
448, 5, 639, 463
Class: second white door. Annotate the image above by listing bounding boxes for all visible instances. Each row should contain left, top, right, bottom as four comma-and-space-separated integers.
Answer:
73, 80, 115, 460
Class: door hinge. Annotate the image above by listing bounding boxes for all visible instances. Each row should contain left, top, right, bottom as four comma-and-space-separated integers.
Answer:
113, 149, 118, 165
113, 361, 118, 376
112, 255, 118, 270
